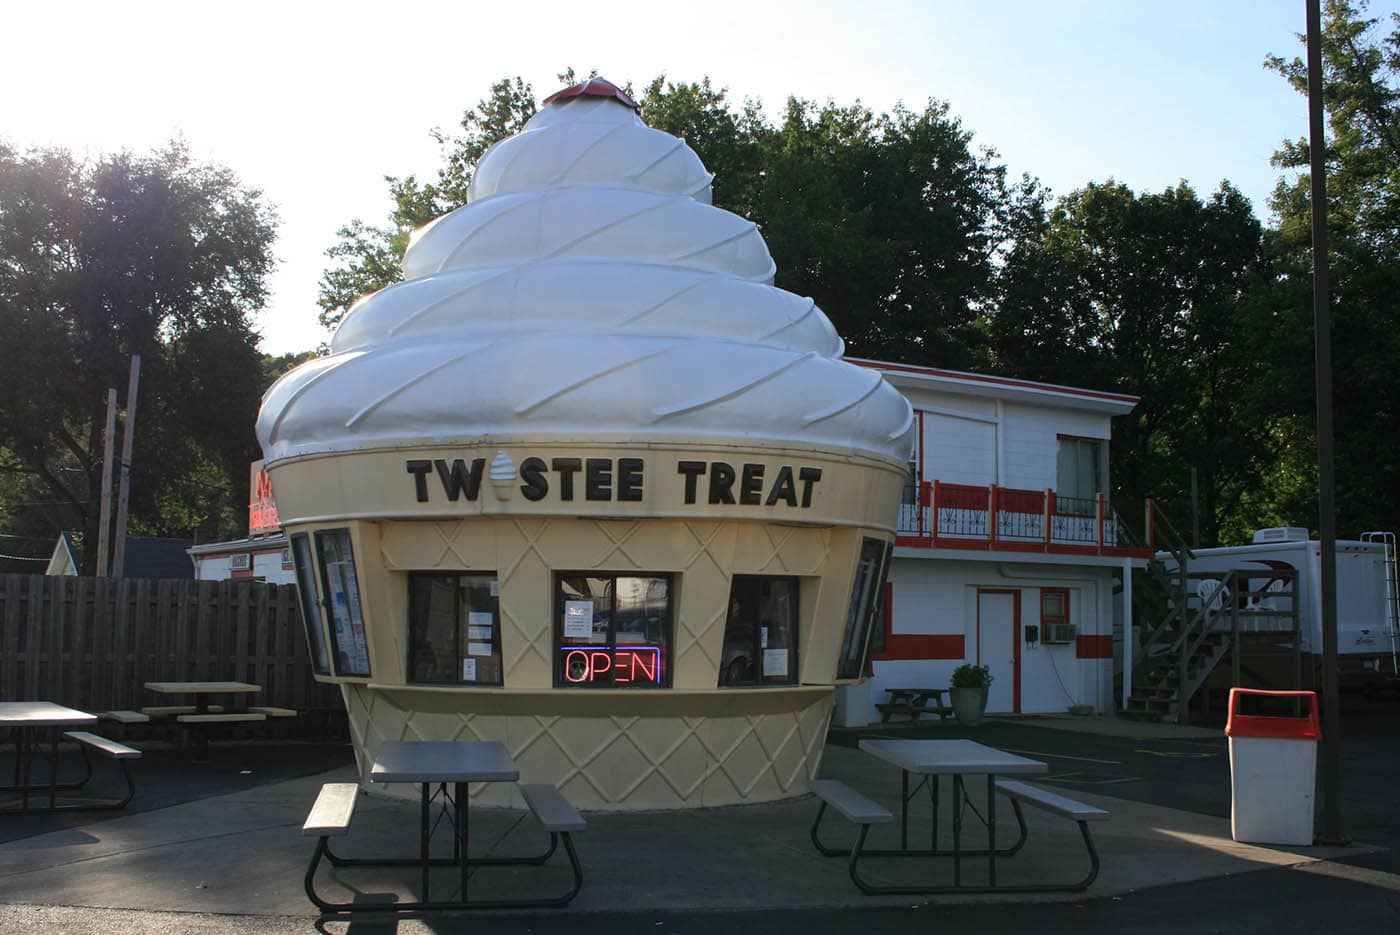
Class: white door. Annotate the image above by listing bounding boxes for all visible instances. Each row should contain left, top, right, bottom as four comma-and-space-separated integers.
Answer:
977, 590, 1018, 713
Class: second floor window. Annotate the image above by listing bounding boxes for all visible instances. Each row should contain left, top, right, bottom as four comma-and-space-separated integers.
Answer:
1056, 437, 1104, 503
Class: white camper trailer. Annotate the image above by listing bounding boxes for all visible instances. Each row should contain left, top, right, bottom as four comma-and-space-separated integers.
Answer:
1158, 528, 1399, 693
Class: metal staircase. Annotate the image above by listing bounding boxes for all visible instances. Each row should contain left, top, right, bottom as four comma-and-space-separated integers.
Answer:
1124, 506, 1301, 723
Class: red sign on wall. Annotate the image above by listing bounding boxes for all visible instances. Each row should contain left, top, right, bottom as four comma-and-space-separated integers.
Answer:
561, 646, 664, 685
248, 459, 281, 536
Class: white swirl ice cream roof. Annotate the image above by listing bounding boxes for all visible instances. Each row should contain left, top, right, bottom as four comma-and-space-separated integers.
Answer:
258, 77, 915, 466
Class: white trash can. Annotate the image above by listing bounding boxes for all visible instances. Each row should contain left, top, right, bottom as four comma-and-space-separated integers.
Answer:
1225, 688, 1320, 846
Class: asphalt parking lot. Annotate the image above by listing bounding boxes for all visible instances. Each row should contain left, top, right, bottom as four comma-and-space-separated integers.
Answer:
1, 694, 1396, 934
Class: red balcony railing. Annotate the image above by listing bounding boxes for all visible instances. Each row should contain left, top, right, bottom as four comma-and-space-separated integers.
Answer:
895, 481, 1152, 558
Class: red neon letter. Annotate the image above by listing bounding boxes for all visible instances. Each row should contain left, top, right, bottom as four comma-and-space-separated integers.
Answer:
632, 649, 657, 683
589, 651, 612, 682
614, 650, 633, 683
564, 650, 590, 683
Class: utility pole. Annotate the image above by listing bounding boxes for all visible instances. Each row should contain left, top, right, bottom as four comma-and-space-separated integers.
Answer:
1306, 0, 1345, 846
110, 355, 141, 579
95, 389, 118, 577
1190, 467, 1200, 549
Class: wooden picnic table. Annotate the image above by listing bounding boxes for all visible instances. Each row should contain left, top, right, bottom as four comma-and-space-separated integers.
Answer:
143, 682, 265, 761
875, 687, 952, 724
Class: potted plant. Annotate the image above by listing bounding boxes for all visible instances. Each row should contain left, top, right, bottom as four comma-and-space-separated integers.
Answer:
949, 664, 993, 726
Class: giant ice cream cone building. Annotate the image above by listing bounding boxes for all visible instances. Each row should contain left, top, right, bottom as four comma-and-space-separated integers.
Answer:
257, 78, 914, 809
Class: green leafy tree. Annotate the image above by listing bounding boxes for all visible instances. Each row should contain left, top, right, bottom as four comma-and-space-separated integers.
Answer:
1261, 0, 1400, 536
317, 77, 539, 332
990, 181, 1269, 546
0, 141, 277, 572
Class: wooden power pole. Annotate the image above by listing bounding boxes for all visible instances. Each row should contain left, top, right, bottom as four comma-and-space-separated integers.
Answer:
95, 389, 118, 577
110, 355, 141, 579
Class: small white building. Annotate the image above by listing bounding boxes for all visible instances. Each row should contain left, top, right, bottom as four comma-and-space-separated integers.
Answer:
845, 359, 1151, 722
186, 460, 296, 585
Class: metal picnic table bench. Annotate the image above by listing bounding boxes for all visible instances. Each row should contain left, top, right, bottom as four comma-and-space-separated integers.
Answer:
875, 687, 952, 724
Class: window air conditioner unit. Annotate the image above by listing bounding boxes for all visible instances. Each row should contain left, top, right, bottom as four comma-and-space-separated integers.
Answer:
1044, 623, 1077, 644
230, 553, 252, 571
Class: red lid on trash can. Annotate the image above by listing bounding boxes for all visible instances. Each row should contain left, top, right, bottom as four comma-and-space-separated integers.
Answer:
1224, 688, 1321, 740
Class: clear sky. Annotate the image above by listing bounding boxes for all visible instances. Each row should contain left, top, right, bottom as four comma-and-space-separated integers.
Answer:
6, 0, 1396, 355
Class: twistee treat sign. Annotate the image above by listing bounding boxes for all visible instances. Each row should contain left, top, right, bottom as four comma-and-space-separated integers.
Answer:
405, 456, 823, 508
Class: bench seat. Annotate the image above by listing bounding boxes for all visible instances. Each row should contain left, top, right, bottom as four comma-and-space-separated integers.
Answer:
810, 779, 893, 824
142, 705, 224, 716
176, 712, 266, 724
522, 783, 586, 832
57, 731, 140, 809
99, 710, 151, 725
303, 782, 359, 837
248, 706, 298, 718
63, 731, 142, 759
994, 779, 1110, 822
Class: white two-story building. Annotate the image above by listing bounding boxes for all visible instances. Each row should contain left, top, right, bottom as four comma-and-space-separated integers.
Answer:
845, 359, 1151, 722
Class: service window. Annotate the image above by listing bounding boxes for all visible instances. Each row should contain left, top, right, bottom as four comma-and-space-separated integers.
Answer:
556, 574, 672, 688
836, 538, 892, 680
290, 533, 331, 676
409, 573, 503, 685
720, 575, 798, 686
315, 528, 371, 677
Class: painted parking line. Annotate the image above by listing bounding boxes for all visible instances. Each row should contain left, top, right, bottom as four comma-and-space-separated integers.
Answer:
1039, 772, 1141, 786
1001, 748, 1122, 766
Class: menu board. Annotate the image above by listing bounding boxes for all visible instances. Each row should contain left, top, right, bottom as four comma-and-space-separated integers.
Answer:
318, 530, 371, 676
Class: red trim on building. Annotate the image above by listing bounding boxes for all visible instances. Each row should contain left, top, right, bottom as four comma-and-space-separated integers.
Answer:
868, 582, 966, 661
873, 634, 966, 661
1076, 635, 1114, 659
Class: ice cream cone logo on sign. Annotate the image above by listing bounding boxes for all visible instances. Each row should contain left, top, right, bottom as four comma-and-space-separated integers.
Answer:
489, 449, 516, 501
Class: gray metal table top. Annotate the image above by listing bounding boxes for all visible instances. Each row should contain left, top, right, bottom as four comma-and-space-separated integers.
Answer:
858, 738, 1048, 775
0, 702, 97, 728
369, 740, 520, 784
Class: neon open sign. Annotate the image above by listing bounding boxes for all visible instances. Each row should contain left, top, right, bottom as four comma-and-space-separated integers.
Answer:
562, 645, 665, 685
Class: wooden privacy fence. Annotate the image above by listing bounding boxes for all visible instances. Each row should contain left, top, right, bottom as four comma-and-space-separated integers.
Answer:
0, 574, 342, 735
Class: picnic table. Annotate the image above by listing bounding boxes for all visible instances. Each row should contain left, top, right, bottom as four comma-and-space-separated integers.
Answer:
874, 687, 952, 724
304, 739, 586, 914
143, 682, 265, 761
0, 701, 138, 813
810, 738, 1107, 894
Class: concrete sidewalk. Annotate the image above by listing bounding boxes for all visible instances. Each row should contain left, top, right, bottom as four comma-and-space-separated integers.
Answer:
0, 720, 1375, 932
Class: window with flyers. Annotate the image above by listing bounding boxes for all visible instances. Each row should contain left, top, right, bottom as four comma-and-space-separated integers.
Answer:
836, 537, 892, 680
289, 533, 331, 676
314, 528, 371, 677
556, 574, 672, 688
409, 573, 502, 686
719, 575, 798, 686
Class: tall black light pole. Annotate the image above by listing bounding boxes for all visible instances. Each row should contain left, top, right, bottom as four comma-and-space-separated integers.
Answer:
1306, 0, 1344, 846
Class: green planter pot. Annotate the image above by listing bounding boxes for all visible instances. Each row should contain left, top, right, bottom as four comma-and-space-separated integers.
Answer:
950, 686, 988, 726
